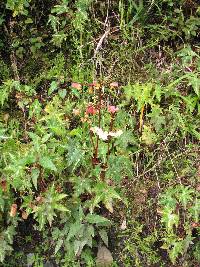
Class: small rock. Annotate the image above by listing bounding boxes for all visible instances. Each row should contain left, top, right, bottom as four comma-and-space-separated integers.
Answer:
44, 260, 54, 267
120, 218, 127, 230
96, 246, 113, 267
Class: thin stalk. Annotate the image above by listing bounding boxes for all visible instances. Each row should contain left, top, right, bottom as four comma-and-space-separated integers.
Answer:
106, 113, 115, 162
94, 86, 102, 161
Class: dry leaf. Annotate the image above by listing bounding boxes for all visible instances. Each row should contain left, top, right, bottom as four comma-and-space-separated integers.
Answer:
72, 109, 80, 116
94, 83, 101, 90
22, 210, 28, 220
0, 180, 7, 192
120, 219, 127, 230
88, 86, 93, 94
36, 196, 44, 204
157, 208, 163, 215
10, 204, 17, 217
3, 113, 9, 123
105, 200, 113, 213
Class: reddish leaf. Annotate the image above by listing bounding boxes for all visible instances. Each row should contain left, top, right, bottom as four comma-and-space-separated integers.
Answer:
0, 180, 7, 192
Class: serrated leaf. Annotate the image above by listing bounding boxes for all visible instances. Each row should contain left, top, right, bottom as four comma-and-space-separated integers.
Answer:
39, 156, 57, 171
169, 241, 183, 264
99, 229, 108, 246
41, 133, 52, 143
74, 240, 87, 256
55, 239, 63, 254
55, 193, 67, 201
86, 214, 111, 226
48, 81, 58, 96
54, 204, 69, 212
67, 223, 83, 241
31, 168, 40, 189
58, 89, 66, 99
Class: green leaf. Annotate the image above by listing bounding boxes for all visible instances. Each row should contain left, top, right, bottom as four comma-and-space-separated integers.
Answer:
189, 198, 200, 222
31, 168, 40, 189
39, 156, 57, 171
55, 239, 63, 254
74, 240, 87, 256
169, 241, 183, 264
48, 81, 58, 96
99, 229, 108, 246
85, 214, 111, 226
67, 223, 83, 241
58, 89, 67, 99
55, 193, 68, 201
141, 125, 157, 145
54, 204, 69, 212
188, 74, 200, 97
148, 105, 165, 132
161, 208, 179, 232
176, 185, 194, 209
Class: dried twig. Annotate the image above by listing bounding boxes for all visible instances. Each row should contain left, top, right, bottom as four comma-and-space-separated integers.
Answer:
93, 27, 110, 59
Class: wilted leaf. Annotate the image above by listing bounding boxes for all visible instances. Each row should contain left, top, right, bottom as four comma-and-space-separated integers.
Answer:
10, 204, 17, 217
120, 219, 127, 230
22, 210, 28, 220
0, 180, 7, 192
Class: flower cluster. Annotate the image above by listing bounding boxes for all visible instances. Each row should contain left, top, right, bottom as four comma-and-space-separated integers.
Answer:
85, 105, 119, 116
90, 127, 123, 141
86, 105, 97, 115
108, 106, 119, 114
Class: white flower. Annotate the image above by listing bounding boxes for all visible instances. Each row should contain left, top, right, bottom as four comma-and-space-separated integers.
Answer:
109, 130, 123, 138
90, 127, 109, 140
90, 127, 123, 140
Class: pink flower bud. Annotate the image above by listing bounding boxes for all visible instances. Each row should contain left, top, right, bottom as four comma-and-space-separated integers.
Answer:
108, 105, 119, 114
110, 82, 119, 88
86, 105, 96, 115
71, 82, 82, 90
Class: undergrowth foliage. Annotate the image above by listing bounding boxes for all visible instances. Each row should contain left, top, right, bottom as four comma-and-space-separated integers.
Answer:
0, 0, 200, 266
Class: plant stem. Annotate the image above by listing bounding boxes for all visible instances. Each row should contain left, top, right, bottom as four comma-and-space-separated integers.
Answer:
94, 85, 102, 162
106, 113, 115, 162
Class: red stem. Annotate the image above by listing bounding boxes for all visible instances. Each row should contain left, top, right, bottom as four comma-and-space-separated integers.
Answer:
94, 86, 102, 162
